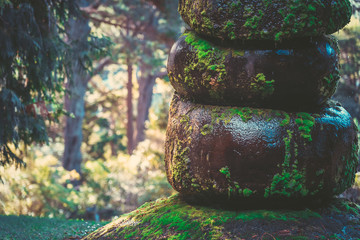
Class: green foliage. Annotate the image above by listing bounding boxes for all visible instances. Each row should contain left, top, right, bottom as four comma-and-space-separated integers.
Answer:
336, 19, 360, 88
94, 0, 182, 71
0, 1, 78, 168
0, 140, 173, 219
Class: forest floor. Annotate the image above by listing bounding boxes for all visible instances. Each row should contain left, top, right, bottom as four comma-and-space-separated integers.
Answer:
0, 215, 109, 240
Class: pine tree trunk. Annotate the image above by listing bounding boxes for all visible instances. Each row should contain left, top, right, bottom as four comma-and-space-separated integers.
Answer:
126, 56, 135, 155
62, 2, 91, 174
135, 64, 156, 146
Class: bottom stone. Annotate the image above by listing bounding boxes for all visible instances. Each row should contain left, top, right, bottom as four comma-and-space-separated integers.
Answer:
83, 194, 360, 240
165, 94, 359, 202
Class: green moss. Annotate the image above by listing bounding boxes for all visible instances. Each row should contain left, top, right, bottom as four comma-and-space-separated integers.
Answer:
243, 10, 264, 30
295, 112, 315, 142
316, 169, 325, 176
250, 73, 275, 98
265, 130, 309, 198
230, 107, 255, 122
325, 0, 352, 33
319, 69, 340, 99
202, 17, 213, 29
232, 50, 245, 57
219, 166, 231, 180
172, 142, 191, 187
209, 106, 260, 128
183, 32, 228, 88
274, 1, 322, 41
171, 112, 221, 192
171, 115, 194, 188
84, 194, 360, 239
280, 112, 291, 126
200, 124, 213, 136
333, 142, 359, 194
224, 20, 236, 40
179, 1, 214, 37
179, 0, 351, 41
211, 107, 232, 125
243, 188, 253, 197
219, 166, 255, 198
230, 1, 242, 12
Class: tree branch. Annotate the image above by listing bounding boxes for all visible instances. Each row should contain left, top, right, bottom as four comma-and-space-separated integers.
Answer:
86, 56, 113, 83
88, 16, 136, 30
80, 0, 102, 13
154, 71, 168, 79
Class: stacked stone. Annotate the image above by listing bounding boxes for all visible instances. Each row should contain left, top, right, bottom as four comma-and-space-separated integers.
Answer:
165, 0, 359, 203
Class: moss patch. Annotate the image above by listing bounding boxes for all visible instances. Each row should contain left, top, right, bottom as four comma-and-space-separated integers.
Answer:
295, 112, 315, 142
219, 166, 255, 199
183, 32, 232, 99
179, 0, 352, 41
83, 194, 360, 240
250, 73, 275, 98
171, 115, 193, 189
265, 130, 309, 198
333, 140, 359, 195
200, 124, 213, 136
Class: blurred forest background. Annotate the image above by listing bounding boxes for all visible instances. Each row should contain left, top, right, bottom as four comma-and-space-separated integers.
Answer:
0, 0, 359, 222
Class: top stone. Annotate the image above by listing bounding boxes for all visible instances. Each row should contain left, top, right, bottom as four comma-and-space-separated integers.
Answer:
179, 0, 352, 41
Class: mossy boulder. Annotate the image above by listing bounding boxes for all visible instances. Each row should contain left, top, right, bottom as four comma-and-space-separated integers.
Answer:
165, 94, 359, 202
179, 0, 352, 41
168, 31, 340, 110
83, 194, 360, 239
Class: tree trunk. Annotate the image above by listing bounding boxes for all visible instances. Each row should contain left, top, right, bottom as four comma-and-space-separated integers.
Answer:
135, 60, 168, 148
135, 63, 156, 146
62, 2, 91, 173
126, 56, 135, 155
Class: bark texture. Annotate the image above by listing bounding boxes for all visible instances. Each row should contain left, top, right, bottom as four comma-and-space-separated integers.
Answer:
63, 2, 91, 173
126, 56, 135, 155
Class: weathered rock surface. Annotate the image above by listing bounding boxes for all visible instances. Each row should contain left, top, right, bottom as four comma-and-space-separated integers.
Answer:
168, 32, 340, 110
165, 94, 358, 202
83, 194, 360, 240
179, 0, 352, 41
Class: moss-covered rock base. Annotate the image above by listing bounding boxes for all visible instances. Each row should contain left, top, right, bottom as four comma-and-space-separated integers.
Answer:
83, 194, 360, 240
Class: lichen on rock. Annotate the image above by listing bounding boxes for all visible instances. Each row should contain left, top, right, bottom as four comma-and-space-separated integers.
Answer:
178, 0, 352, 41
164, 94, 359, 201
167, 32, 341, 110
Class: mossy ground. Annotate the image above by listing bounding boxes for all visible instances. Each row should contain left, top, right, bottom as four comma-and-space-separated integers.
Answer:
84, 194, 360, 240
0, 215, 108, 240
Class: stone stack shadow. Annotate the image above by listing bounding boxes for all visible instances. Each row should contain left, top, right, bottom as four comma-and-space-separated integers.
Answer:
165, 0, 359, 205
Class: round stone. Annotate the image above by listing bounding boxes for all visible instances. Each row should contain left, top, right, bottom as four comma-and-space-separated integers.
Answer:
168, 32, 340, 111
165, 93, 359, 202
178, 0, 352, 41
